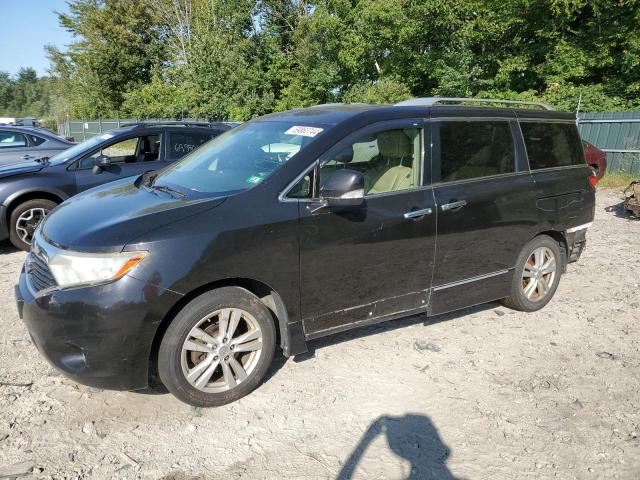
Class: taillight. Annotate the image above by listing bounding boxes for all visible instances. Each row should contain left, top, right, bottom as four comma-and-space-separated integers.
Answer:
588, 175, 598, 188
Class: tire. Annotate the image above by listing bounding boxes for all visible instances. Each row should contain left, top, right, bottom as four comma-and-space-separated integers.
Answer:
9, 199, 57, 251
158, 287, 276, 407
502, 235, 563, 312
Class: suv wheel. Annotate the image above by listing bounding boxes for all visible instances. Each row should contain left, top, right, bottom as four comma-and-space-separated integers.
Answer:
158, 287, 276, 407
502, 235, 562, 312
9, 199, 57, 251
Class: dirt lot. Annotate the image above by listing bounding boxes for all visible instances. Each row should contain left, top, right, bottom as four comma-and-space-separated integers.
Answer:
0, 188, 639, 480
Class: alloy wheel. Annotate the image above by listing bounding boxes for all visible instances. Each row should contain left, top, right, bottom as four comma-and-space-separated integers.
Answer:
180, 308, 263, 393
15, 208, 49, 245
521, 246, 557, 302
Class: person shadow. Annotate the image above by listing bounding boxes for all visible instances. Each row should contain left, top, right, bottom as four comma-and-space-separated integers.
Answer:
337, 414, 457, 480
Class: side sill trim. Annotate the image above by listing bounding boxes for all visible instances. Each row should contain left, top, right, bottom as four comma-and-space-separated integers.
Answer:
305, 305, 428, 341
433, 269, 510, 292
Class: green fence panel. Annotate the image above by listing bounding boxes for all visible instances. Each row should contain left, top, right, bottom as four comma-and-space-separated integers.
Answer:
578, 111, 640, 175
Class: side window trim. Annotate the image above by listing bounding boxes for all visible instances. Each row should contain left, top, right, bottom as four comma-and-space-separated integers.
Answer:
280, 119, 427, 201
318, 119, 426, 199
431, 117, 518, 185
519, 120, 584, 170
511, 120, 529, 172
279, 160, 318, 202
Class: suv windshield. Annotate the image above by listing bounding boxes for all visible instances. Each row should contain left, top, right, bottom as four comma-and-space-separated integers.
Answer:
151, 121, 323, 195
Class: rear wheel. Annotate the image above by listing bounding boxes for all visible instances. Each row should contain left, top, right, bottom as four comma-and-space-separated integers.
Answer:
158, 287, 276, 407
502, 235, 562, 312
9, 199, 57, 251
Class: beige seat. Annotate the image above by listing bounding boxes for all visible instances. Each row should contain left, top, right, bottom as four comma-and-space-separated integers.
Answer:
368, 165, 412, 194
368, 130, 414, 194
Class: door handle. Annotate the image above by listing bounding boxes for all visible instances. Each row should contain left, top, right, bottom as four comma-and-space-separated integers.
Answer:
22, 155, 34, 160
441, 200, 467, 212
403, 207, 433, 219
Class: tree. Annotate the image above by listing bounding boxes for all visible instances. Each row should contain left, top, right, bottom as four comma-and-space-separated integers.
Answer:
48, 0, 168, 117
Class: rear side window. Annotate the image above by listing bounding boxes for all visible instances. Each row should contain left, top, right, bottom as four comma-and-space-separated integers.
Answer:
29, 135, 46, 146
520, 122, 584, 169
169, 132, 212, 159
437, 120, 515, 182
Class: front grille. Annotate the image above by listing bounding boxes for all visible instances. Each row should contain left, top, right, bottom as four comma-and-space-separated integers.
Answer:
27, 252, 57, 292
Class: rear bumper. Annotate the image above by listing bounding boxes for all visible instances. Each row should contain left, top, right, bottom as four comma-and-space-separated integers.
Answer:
566, 227, 588, 263
15, 267, 182, 390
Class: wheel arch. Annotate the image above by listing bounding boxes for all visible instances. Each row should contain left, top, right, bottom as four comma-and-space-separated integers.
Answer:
533, 230, 568, 272
5, 189, 67, 223
148, 278, 304, 386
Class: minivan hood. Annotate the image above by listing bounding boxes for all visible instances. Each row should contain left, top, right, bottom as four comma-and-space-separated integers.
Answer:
0, 161, 44, 178
40, 178, 226, 251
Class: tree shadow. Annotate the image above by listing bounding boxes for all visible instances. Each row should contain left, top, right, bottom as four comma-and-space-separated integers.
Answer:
337, 414, 457, 480
295, 302, 497, 362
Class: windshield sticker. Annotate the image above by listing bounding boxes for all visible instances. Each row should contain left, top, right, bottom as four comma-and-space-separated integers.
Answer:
99, 133, 114, 140
285, 126, 323, 138
246, 175, 264, 185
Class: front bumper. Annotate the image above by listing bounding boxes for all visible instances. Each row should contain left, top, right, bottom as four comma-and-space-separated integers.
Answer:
0, 205, 8, 241
16, 268, 182, 390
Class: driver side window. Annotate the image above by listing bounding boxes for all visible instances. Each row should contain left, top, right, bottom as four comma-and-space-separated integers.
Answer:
319, 128, 422, 196
78, 135, 161, 169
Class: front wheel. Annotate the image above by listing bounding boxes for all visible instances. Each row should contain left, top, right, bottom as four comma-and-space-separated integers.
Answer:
158, 287, 276, 407
502, 235, 562, 312
9, 199, 57, 251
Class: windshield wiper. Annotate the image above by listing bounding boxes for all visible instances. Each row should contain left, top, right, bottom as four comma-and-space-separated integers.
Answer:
149, 183, 186, 198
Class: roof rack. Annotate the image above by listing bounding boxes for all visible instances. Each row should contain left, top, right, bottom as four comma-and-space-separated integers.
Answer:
395, 97, 554, 111
121, 121, 235, 129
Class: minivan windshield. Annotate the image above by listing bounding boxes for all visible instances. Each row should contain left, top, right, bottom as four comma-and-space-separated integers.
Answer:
48, 133, 116, 165
151, 121, 323, 195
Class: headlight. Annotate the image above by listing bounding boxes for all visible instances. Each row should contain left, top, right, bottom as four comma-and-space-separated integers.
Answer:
48, 250, 147, 288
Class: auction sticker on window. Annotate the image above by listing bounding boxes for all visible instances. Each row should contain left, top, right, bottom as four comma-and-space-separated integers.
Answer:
285, 126, 324, 137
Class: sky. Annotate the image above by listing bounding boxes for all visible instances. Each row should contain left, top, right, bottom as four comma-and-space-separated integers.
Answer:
0, 0, 74, 77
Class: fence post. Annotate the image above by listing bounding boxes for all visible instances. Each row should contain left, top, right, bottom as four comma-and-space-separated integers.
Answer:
98, 118, 102, 134
81, 120, 86, 142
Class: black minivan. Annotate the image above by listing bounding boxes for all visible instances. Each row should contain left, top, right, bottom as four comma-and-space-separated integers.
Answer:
16, 99, 596, 407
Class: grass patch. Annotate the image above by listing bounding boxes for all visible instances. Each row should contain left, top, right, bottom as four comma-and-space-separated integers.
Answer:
599, 172, 637, 189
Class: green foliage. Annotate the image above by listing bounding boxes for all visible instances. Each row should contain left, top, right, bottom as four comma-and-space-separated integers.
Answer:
0, 68, 53, 118
48, 0, 167, 117
7, 0, 640, 120
344, 78, 411, 104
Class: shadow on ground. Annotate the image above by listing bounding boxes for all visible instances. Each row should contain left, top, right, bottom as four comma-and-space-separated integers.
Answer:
296, 302, 498, 362
337, 414, 456, 480
605, 200, 638, 220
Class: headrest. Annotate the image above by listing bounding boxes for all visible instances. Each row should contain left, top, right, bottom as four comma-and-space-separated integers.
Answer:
377, 130, 412, 158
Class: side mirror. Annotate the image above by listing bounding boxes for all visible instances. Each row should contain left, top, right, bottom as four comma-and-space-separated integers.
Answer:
320, 169, 365, 207
92, 155, 111, 174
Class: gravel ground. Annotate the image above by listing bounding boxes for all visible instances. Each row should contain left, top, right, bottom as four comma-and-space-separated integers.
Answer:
0, 188, 639, 480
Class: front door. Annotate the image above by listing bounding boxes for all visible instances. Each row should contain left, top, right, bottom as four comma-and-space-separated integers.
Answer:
294, 120, 437, 338
72, 134, 164, 192
0, 129, 31, 164
430, 118, 538, 315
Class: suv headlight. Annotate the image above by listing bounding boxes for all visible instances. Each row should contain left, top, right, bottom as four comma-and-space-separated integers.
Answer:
48, 250, 147, 288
